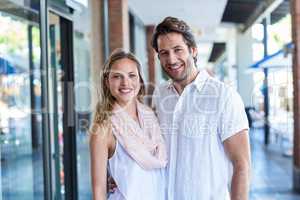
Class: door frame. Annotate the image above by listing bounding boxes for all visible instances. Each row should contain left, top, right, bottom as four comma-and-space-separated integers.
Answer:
40, 1, 78, 199
60, 14, 78, 200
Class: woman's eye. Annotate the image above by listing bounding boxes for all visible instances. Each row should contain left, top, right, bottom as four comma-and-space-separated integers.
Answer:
112, 75, 121, 79
129, 74, 137, 78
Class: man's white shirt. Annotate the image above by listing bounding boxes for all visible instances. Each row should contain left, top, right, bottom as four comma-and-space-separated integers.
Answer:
152, 70, 249, 200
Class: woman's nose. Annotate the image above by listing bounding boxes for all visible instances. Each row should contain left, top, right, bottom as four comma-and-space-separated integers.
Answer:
120, 76, 130, 86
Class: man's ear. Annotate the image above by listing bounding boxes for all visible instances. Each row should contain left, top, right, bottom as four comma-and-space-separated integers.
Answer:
191, 47, 198, 58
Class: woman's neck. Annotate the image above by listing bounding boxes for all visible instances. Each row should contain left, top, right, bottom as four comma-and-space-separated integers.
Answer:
116, 99, 138, 119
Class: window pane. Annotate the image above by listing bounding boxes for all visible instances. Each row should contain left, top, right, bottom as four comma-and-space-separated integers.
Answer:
73, 2, 92, 199
0, 1, 44, 199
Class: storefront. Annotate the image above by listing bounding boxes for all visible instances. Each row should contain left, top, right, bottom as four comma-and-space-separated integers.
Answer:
249, 43, 294, 153
0, 0, 94, 199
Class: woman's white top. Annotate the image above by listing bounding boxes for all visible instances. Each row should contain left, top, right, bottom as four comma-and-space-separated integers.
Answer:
108, 140, 166, 200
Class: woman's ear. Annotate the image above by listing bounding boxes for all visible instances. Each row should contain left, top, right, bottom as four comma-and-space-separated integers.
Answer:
105, 78, 110, 89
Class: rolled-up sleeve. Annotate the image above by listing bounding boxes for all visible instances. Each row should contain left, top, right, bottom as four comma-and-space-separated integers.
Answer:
218, 88, 249, 142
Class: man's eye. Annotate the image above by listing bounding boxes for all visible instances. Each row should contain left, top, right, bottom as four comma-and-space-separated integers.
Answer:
160, 52, 168, 56
175, 48, 182, 53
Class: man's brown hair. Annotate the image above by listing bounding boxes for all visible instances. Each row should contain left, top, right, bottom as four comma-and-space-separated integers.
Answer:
151, 16, 197, 64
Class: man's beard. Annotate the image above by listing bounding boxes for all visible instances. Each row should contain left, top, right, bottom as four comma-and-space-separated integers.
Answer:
161, 55, 195, 83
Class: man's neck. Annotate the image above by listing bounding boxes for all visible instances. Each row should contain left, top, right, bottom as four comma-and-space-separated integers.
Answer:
173, 69, 199, 95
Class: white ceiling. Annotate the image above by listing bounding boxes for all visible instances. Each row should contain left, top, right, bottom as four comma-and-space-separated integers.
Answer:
128, 0, 228, 41
128, 0, 229, 66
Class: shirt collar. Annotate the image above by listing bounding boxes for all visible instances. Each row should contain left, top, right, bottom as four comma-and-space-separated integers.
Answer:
191, 69, 210, 92
167, 69, 210, 93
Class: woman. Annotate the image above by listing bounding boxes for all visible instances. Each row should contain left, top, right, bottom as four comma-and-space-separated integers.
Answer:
89, 49, 167, 200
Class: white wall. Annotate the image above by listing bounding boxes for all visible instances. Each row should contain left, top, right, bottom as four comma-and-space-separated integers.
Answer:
226, 27, 238, 87
211, 25, 238, 87
236, 29, 254, 107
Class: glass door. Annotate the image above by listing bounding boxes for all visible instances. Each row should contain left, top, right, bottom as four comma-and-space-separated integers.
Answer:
47, 11, 77, 200
48, 12, 64, 200
0, 0, 44, 199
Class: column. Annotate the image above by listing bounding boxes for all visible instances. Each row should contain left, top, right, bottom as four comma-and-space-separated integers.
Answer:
263, 18, 270, 145
90, 0, 105, 114
291, 0, 300, 192
108, 0, 130, 52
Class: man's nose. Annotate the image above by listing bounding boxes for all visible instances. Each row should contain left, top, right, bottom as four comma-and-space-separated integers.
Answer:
167, 52, 177, 64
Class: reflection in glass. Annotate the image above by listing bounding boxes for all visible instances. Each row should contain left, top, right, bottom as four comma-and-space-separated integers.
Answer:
0, 1, 44, 199
73, 2, 92, 198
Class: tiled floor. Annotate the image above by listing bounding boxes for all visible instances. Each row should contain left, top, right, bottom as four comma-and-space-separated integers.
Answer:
1, 150, 44, 200
1, 131, 92, 200
1, 128, 300, 199
249, 128, 300, 200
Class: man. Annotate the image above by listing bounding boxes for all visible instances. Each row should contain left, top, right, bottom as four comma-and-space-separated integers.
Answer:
151, 17, 251, 200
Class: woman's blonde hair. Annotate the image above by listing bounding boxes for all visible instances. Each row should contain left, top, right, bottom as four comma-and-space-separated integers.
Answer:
93, 48, 145, 126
